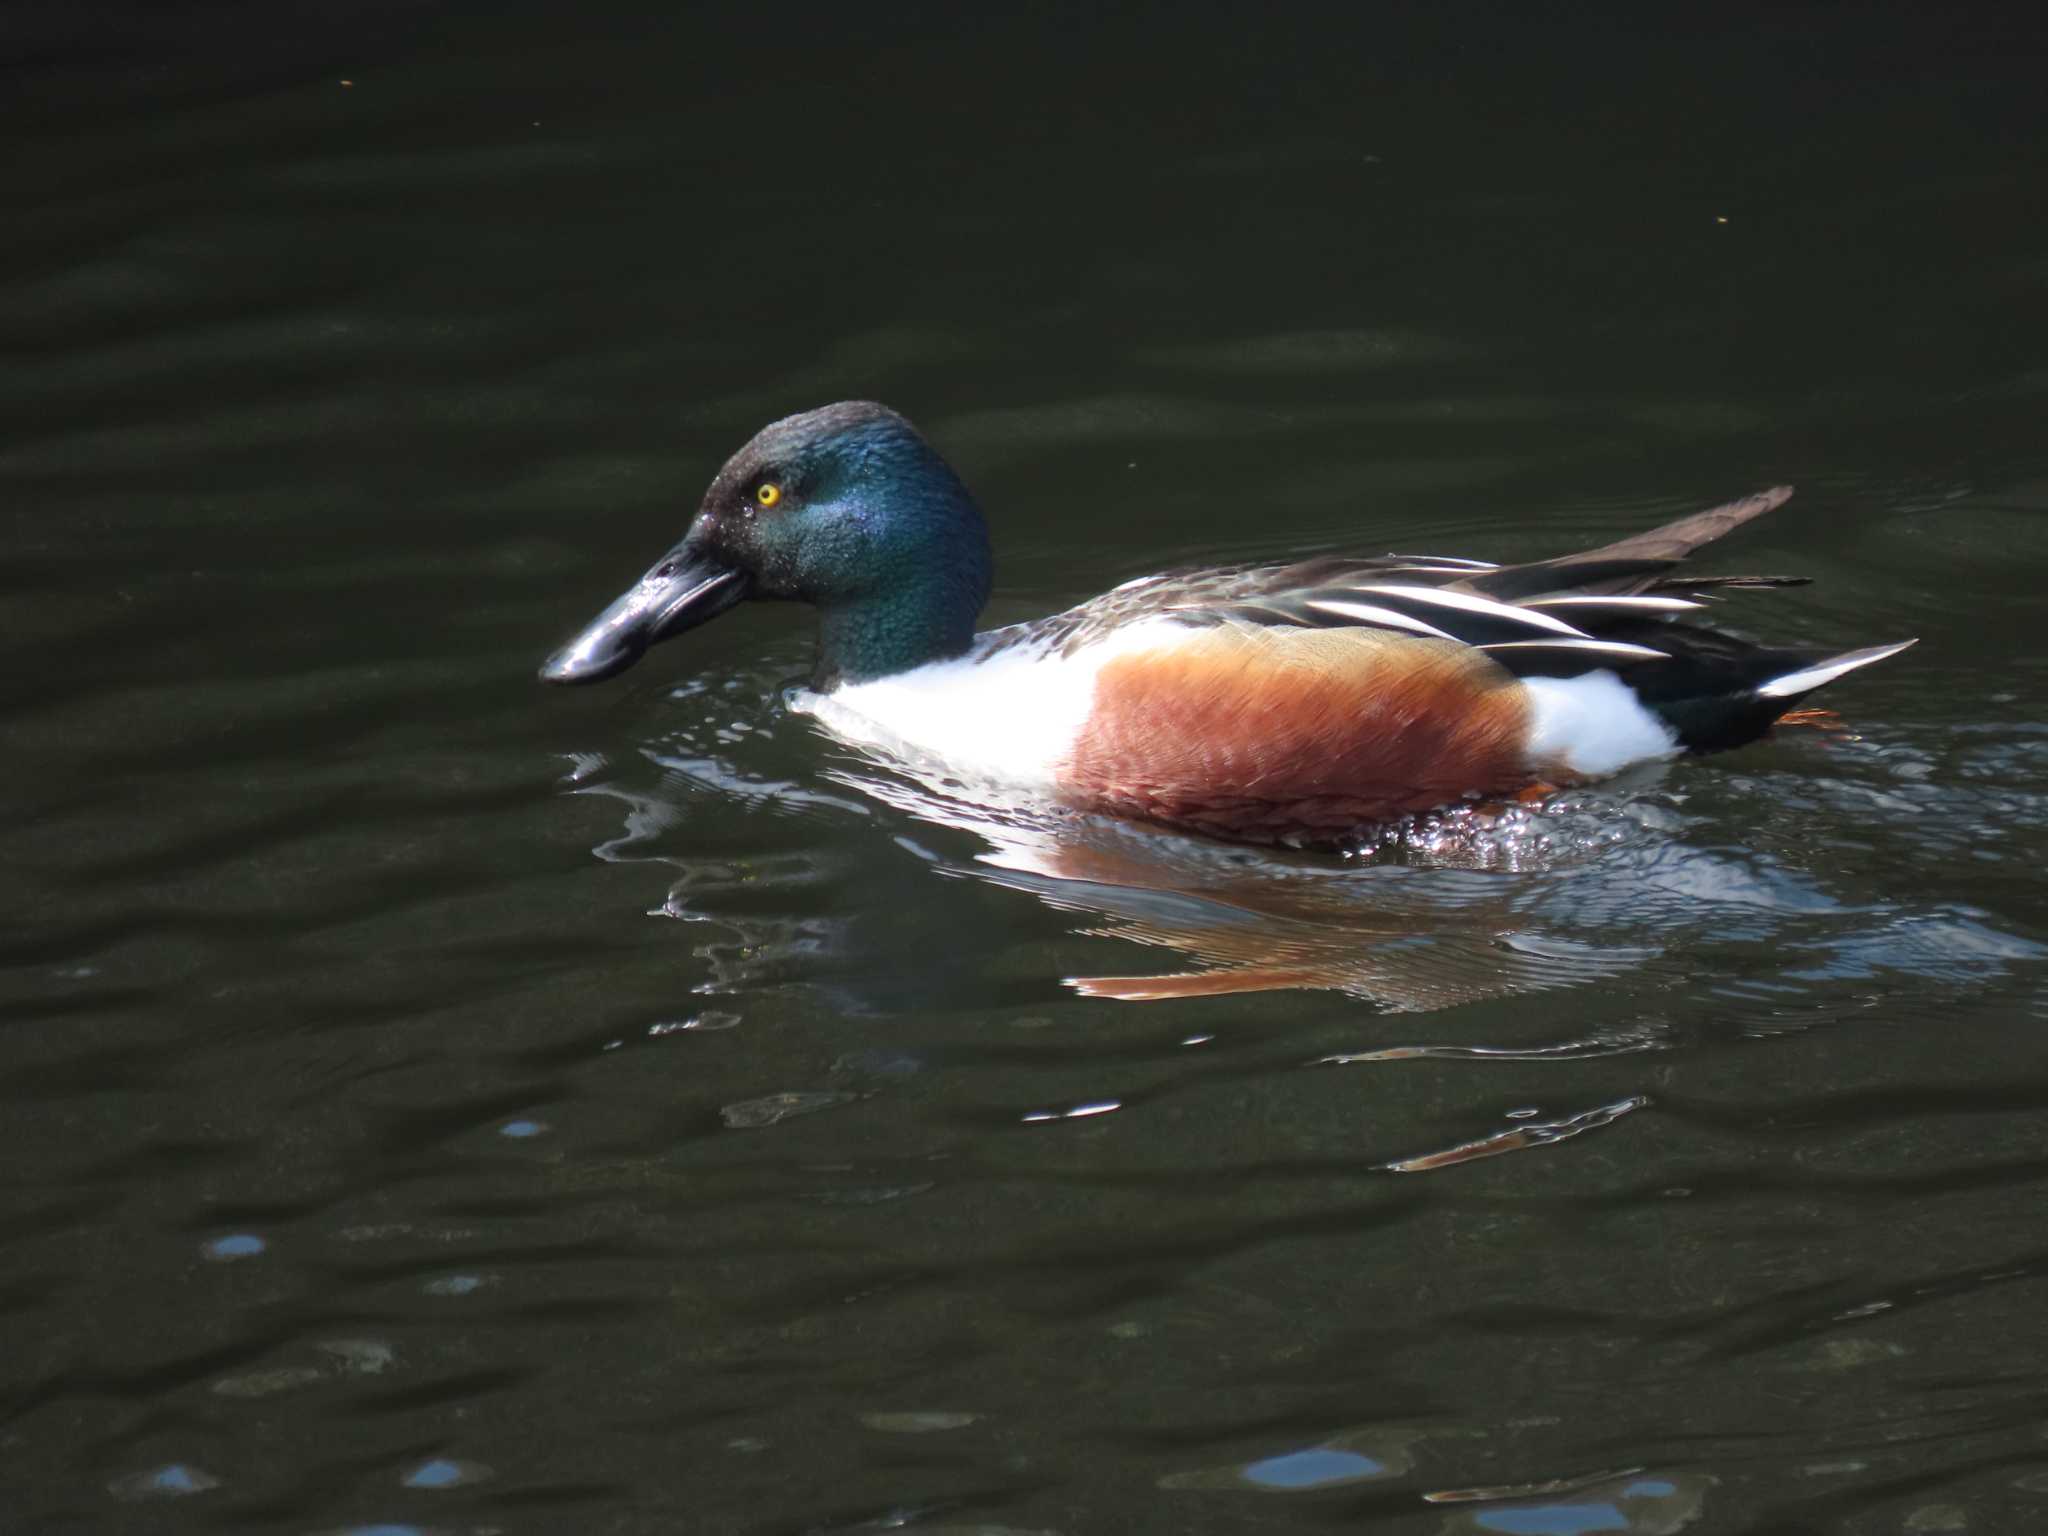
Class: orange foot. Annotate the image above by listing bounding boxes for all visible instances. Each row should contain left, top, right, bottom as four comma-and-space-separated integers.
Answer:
1514, 781, 1560, 804
1775, 707, 1847, 731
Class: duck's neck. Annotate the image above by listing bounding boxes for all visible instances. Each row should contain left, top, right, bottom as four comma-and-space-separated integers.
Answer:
812, 558, 991, 688
806, 467, 995, 688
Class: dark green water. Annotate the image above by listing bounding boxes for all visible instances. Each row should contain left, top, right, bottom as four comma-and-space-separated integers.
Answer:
8, 5, 2048, 1532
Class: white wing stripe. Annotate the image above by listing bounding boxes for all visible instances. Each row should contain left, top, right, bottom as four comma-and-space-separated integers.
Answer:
1305, 599, 1460, 641
1355, 584, 1591, 637
1480, 638, 1671, 660
1525, 595, 1704, 613
1381, 554, 1499, 569
1380, 563, 1499, 576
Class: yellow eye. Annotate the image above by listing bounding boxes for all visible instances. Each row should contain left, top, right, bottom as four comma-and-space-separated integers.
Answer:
755, 482, 781, 508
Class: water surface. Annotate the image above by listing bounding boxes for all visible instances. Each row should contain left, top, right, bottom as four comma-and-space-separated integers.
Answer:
7, 4, 2048, 1532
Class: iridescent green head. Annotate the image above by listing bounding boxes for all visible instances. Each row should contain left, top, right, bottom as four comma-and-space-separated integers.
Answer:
540, 402, 994, 688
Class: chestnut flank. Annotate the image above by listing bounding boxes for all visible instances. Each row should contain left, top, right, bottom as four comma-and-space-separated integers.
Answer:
1060, 625, 1532, 842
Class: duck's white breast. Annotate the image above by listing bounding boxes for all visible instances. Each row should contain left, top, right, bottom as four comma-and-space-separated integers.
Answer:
792, 619, 1184, 788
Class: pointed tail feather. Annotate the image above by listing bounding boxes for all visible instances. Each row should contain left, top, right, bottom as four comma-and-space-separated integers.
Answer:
1646, 636, 1916, 752
1755, 638, 1918, 700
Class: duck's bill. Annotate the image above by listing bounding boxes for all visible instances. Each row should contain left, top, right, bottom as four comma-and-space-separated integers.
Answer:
538, 547, 749, 685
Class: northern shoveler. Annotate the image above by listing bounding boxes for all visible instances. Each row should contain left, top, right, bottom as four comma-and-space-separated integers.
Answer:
540, 401, 1915, 845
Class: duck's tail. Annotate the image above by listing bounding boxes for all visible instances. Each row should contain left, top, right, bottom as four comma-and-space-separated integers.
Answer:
1753, 639, 1921, 700
1447, 487, 1916, 755
1640, 637, 1918, 753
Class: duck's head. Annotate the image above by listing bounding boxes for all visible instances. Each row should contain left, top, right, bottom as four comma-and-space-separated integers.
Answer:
540, 401, 993, 689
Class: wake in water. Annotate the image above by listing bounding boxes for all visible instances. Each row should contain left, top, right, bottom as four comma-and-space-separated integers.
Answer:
553, 656, 2045, 1019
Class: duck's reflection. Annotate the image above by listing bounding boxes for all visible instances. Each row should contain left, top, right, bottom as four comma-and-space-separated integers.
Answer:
827, 762, 1651, 1010
566, 707, 1661, 1012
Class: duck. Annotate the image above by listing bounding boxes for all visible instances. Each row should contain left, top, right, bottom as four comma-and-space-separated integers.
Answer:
540, 401, 1915, 846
